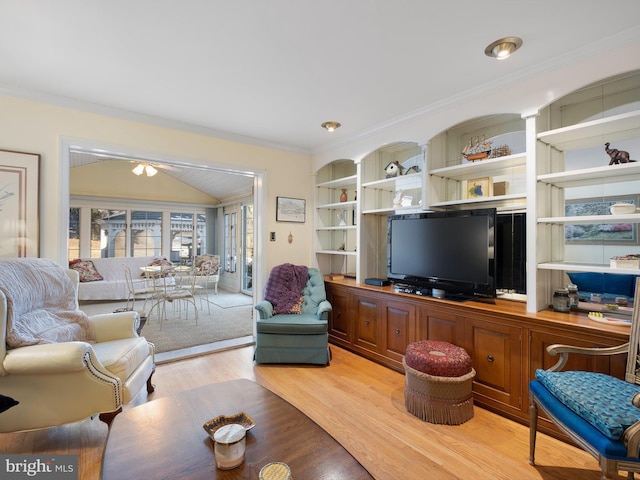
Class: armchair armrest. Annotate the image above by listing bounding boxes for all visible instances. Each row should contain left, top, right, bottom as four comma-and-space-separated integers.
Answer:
546, 342, 629, 372
3, 342, 101, 375
255, 300, 274, 319
317, 300, 332, 320
90, 311, 139, 342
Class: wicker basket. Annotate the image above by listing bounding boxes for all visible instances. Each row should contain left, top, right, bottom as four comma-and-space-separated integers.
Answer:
403, 358, 475, 425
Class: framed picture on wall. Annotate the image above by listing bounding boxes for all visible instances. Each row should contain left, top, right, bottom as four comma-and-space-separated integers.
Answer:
276, 197, 305, 223
0, 149, 40, 258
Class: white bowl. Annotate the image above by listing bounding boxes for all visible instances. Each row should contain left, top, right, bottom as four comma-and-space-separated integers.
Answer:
610, 203, 637, 215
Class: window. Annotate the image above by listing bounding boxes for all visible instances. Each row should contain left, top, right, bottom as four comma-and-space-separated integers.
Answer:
242, 204, 253, 292
91, 209, 125, 258
69, 203, 211, 261
68, 208, 80, 260
131, 210, 162, 257
224, 211, 236, 273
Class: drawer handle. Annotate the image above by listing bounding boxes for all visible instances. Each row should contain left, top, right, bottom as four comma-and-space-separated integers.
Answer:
336, 312, 341, 319
365, 319, 370, 325
395, 328, 401, 334
487, 355, 494, 363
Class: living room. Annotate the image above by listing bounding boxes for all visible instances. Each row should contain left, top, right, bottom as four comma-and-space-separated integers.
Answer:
1, 3, 640, 479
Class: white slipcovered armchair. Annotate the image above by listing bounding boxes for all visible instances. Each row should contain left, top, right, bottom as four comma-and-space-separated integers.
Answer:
0, 258, 155, 433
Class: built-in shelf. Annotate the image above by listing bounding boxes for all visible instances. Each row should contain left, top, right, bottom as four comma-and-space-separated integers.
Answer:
429, 153, 526, 181
537, 162, 640, 188
316, 174, 358, 189
361, 173, 422, 190
538, 261, 640, 275
538, 213, 640, 224
316, 225, 357, 231
537, 110, 640, 151
316, 250, 358, 256
430, 193, 526, 209
317, 200, 357, 209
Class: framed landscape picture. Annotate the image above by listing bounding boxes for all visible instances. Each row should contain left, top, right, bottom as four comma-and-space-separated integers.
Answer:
0, 149, 40, 258
565, 195, 639, 245
276, 197, 305, 223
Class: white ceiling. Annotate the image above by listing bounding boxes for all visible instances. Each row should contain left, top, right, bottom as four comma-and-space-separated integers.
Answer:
1, 1, 640, 200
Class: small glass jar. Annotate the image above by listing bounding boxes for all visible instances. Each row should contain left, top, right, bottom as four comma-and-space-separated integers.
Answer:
213, 423, 246, 470
553, 288, 570, 312
567, 284, 579, 309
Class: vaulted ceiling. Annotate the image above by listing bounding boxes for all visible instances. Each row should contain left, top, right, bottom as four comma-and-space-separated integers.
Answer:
2, 2, 640, 201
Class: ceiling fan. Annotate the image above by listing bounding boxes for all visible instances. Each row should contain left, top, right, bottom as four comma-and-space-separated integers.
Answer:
130, 161, 178, 177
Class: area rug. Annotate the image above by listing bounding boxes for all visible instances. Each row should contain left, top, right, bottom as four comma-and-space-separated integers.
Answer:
210, 291, 253, 309
79, 292, 253, 354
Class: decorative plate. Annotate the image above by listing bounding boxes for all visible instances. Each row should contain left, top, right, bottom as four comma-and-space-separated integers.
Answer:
588, 312, 632, 326
203, 412, 256, 438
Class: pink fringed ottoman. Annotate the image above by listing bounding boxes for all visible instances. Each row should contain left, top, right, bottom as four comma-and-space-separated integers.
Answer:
403, 340, 475, 425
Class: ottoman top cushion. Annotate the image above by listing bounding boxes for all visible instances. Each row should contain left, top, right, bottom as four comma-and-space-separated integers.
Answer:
405, 340, 472, 377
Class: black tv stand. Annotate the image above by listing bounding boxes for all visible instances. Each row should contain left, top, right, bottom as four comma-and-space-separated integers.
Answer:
393, 284, 476, 302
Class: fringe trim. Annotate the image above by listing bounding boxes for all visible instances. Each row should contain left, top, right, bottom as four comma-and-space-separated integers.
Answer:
403, 358, 475, 425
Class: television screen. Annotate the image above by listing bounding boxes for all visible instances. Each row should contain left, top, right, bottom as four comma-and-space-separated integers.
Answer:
387, 208, 496, 299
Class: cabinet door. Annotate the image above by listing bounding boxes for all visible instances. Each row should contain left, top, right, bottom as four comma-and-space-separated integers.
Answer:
465, 316, 522, 412
353, 293, 380, 353
529, 329, 626, 381
326, 285, 351, 346
381, 300, 416, 363
417, 307, 464, 344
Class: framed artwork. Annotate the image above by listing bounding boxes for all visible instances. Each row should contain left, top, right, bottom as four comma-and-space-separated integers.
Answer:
565, 194, 639, 245
0, 149, 40, 258
276, 197, 306, 223
465, 177, 491, 199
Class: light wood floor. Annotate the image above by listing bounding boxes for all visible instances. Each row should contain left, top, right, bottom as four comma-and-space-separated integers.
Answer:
0, 345, 627, 479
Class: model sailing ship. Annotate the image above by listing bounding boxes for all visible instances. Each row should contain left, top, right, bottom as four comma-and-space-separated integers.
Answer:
461, 136, 493, 161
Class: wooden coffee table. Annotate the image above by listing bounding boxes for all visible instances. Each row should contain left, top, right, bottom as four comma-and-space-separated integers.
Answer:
101, 378, 372, 479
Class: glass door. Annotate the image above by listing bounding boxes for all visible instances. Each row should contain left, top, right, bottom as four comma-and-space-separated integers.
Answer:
241, 203, 253, 294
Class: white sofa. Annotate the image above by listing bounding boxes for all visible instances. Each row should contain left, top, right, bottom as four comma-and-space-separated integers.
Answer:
76, 256, 165, 301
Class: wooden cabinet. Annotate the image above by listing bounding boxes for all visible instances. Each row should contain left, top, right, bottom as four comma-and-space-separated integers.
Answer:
464, 314, 523, 413
326, 284, 351, 347
324, 278, 629, 438
381, 300, 416, 364
353, 292, 381, 355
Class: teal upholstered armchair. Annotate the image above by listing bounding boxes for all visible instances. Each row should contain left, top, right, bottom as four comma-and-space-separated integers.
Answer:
254, 265, 331, 365
529, 278, 640, 479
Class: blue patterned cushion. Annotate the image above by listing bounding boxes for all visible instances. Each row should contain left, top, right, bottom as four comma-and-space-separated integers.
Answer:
536, 369, 640, 440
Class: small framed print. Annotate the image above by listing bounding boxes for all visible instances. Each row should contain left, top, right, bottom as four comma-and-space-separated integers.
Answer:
465, 177, 491, 199
276, 197, 306, 223
0, 149, 40, 258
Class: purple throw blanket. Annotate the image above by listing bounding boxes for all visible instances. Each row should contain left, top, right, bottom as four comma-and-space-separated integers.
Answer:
264, 263, 309, 314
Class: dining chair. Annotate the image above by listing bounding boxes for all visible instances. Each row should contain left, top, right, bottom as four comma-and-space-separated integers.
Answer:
161, 268, 199, 330
123, 264, 156, 312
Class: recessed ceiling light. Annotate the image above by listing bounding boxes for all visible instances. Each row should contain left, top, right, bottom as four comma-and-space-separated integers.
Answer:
321, 121, 341, 132
484, 36, 523, 60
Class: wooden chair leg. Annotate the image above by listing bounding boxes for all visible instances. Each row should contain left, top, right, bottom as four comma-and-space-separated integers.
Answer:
99, 407, 122, 427
529, 399, 538, 466
147, 370, 156, 394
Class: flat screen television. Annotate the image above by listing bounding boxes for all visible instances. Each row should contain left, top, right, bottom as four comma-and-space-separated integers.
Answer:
386, 208, 497, 300
496, 212, 526, 294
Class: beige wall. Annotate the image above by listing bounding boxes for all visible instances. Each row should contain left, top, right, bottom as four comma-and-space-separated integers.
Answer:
0, 95, 314, 282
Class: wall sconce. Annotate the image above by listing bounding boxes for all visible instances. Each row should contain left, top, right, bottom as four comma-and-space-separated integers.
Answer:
484, 36, 523, 60
132, 163, 158, 177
